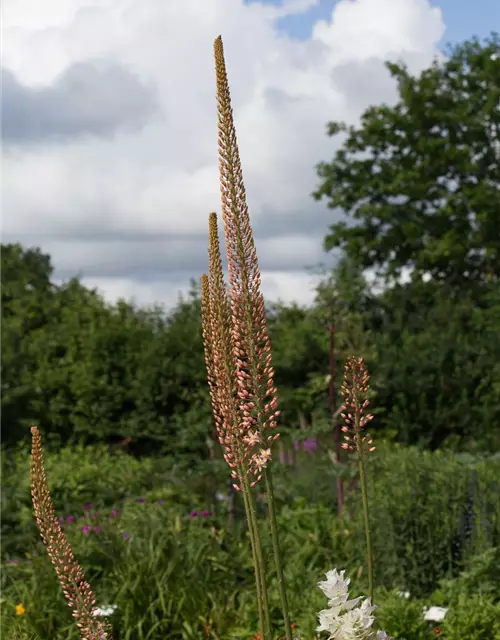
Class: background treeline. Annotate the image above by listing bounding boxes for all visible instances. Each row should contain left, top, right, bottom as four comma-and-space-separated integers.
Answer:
2, 241, 500, 457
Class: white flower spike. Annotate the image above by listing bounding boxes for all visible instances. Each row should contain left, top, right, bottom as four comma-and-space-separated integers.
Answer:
316, 568, 393, 640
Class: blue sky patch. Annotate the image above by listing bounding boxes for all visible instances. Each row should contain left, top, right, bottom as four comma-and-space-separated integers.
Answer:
244, 0, 499, 49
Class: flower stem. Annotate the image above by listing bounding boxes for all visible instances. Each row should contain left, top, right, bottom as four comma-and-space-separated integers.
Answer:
357, 450, 374, 602
242, 476, 272, 640
264, 465, 293, 640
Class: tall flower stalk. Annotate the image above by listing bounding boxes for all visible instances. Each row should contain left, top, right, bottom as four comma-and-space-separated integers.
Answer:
200, 35, 292, 640
30, 426, 112, 640
201, 216, 271, 639
340, 357, 376, 602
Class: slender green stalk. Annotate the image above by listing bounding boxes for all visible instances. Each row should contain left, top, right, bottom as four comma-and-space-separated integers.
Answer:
357, 449, 374, 601
264, 466, 293, 640
242, 477, 272, 639
241, 485, 265, 638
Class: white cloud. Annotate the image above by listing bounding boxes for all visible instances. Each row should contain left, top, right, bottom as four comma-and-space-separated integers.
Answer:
75, 269, 324, 310
314, 0, 443, 65
2, 0, 445, 311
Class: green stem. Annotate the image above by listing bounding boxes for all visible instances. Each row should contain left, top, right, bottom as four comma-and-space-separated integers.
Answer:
264, 465, 293, 640
242, 475, 272, 640
241, 487, 265, 640
357, 451, 374, 602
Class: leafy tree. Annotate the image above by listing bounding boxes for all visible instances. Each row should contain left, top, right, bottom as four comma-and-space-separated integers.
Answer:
1, 249, 212, 456
310, 256, 500, 452
25, 281, 211, 457
3, 241, 498, 456
367, 279, 500, 450
314, 253, 372, 318
130, 282, 212, 458
26, 281, 144, 446
1, 244, 59, 438
266, 301, 328, 432
2, 243, 54, 316
266, 255, 378, 438
313, 33, 500, 288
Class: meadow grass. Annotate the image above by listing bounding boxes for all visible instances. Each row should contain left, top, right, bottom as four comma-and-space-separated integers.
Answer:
3, 441, 500, 638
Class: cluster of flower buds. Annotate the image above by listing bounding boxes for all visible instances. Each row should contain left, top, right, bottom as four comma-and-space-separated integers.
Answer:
339, 357, 375, 455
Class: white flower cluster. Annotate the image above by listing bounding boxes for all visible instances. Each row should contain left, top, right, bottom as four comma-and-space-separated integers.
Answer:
317, 569, 392, 640
92, 604, 117, 617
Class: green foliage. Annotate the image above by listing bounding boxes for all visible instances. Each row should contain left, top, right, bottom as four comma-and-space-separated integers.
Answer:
375, 591, 431, 640
2, 237, 499, 455
367, 279, 500, 449
375, 589, 500, 640
267, 301, 330, 431
363, 445, 500, 597
1, 244, 58, 438
313, 33, 500, 288
432, 546, 500, 605
274, 442, 500, 598
429, 549, 500, 639
439, 594, 500, 639
3, 442, 500, 639
1, 246, 211, 456
1, 441, 158, 558
314, 253, 374, 320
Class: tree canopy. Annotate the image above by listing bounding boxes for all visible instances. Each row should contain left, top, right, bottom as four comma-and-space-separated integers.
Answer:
313, 33, 500, 288
1, 241, 499, 454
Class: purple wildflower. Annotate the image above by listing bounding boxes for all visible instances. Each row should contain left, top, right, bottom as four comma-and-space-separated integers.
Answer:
302, 438, 318, 452
66, 515, 75, 523
82, 504, 93, 511
189, 511, 198, 518
82, 525, 91, 534
200, 511, 211, 517
155, 499, 165, 505
109, 509, 120, 518
122, 532, 131, 541
136, 497, 146, 503
93, 525, 101, 533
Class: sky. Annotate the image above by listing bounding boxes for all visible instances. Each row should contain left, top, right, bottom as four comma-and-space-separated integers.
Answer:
2, 0, 499, 312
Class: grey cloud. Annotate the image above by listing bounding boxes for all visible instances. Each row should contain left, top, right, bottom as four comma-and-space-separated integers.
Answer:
252, 205, 335, 238
263, 87, 300, 110
2, 61, 158, 144
7, 218, 329, 285
8, 203, 335, 245
330, 57, 398, 115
